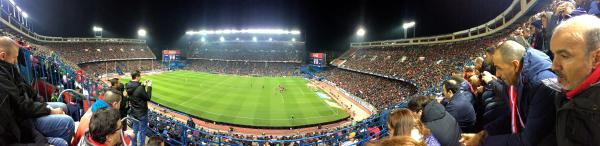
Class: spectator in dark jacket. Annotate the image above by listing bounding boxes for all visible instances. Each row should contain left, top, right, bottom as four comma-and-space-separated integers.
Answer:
441, 79, 477, 133
479, 72, 509, 128
126, 70, 152, 146
408, 96, 461, 146
463, 40, 559, 146
0, 36, 74, 146
550, 15, 600, 146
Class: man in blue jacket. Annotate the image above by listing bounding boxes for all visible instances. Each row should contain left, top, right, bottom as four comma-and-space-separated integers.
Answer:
463, 40, 559, 146
442, 79, 477, 133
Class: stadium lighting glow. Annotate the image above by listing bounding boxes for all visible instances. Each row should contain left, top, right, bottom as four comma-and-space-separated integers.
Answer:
92, 26, 103, 32
402, 22, 416, 29
220, 36, 225, 42
291, 38, 296, 42
236, 37, 239, 41
16, 6, 21, 12
186, 29, 301, 35
22, 12, 28, 18
200, 37, 205, 42
269, 37, 273, 41
137, 29, 147, 37
252, 36, 257, 42
8, 0, 15, 5
356, 28, 366, 36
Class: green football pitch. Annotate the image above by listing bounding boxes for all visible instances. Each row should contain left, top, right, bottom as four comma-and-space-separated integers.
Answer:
121, 71, 349, 127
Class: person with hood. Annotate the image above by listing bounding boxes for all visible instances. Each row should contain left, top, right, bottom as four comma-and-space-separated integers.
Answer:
0, 36, 74, 146
550, 15, 600, 145
408, 96, 461, 146
462, 40, 559, 146
126, 70, 152, 146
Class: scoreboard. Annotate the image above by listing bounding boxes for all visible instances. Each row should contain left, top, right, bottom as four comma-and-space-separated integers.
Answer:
310, 53, 326, 67
162, 50, 181, 62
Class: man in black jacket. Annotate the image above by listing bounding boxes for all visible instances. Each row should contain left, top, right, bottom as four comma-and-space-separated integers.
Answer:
0, 36, 74, 146
408, 96, 461, 146
126, 70, 152, 146
550, 15, 600, 145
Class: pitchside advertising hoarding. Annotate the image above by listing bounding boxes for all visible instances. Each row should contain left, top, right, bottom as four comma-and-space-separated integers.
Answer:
163, 49, 181, 62
310, 53, 326, 67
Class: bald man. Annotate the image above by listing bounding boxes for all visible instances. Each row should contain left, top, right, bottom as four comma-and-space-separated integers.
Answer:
0, 36, 74, 146
463, 40, 559, 146
72, 89, 122, 146
551, 15, 600, 145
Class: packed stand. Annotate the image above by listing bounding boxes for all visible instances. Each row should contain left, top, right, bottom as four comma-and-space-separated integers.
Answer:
148, 107, 387, 146
79, 60, 161, 78
188, 42, 304, 62
43, 42, 156, 64
317, 68, 417, 110
185, 59, 301, 76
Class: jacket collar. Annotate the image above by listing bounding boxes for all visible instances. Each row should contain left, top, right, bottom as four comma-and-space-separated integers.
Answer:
566, 65, 600, 100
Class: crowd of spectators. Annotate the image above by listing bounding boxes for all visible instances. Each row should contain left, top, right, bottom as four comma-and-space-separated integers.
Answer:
335, 34, 510, 92
43, 42, 156, 64
185, 59, 301, 76
317, 68, 417, 110
148, 108, 385, 146
188, 42, 304, 62
79, 60, 161, 77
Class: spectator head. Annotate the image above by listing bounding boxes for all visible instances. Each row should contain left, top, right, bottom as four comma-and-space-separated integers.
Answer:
474, 57, 484, 71
131, 70, 141, 81
493, 40, 526, 85
387, 109, 430, 141
551, 15, 600, 90
104, 90, 122, 110
450, 72, 466, 84
468, 74, 482, 87
89, 108, 122, 146
407, 96, 435, 116
0, 36, 19, 65
442, 79, 459, 99
366, 136, 424, 146
485, 47, 495, 64
110, 78, 119, 86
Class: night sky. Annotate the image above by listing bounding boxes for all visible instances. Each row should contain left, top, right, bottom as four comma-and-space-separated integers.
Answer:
18, 0, 511, 57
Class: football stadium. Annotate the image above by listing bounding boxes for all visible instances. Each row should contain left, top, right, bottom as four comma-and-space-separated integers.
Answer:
1, 0, 600, 146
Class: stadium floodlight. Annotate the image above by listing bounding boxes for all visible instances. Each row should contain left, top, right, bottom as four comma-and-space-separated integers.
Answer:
291, 38, 296, 42
252, 36, 257, 42
402, 21, 415, 29
356, 28, 366, 37
186, 29, 301, 35
220, 36, 225, 42
290, 30, 301, 35
185, 31, 193, 35
269, 37, 273, 41
402, 21, 416, 38
201, 37, 206, 42
93, 26, 103, 32
22, 12, 28, 18
236, 37, 239, 41
137, 29, 147, 37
